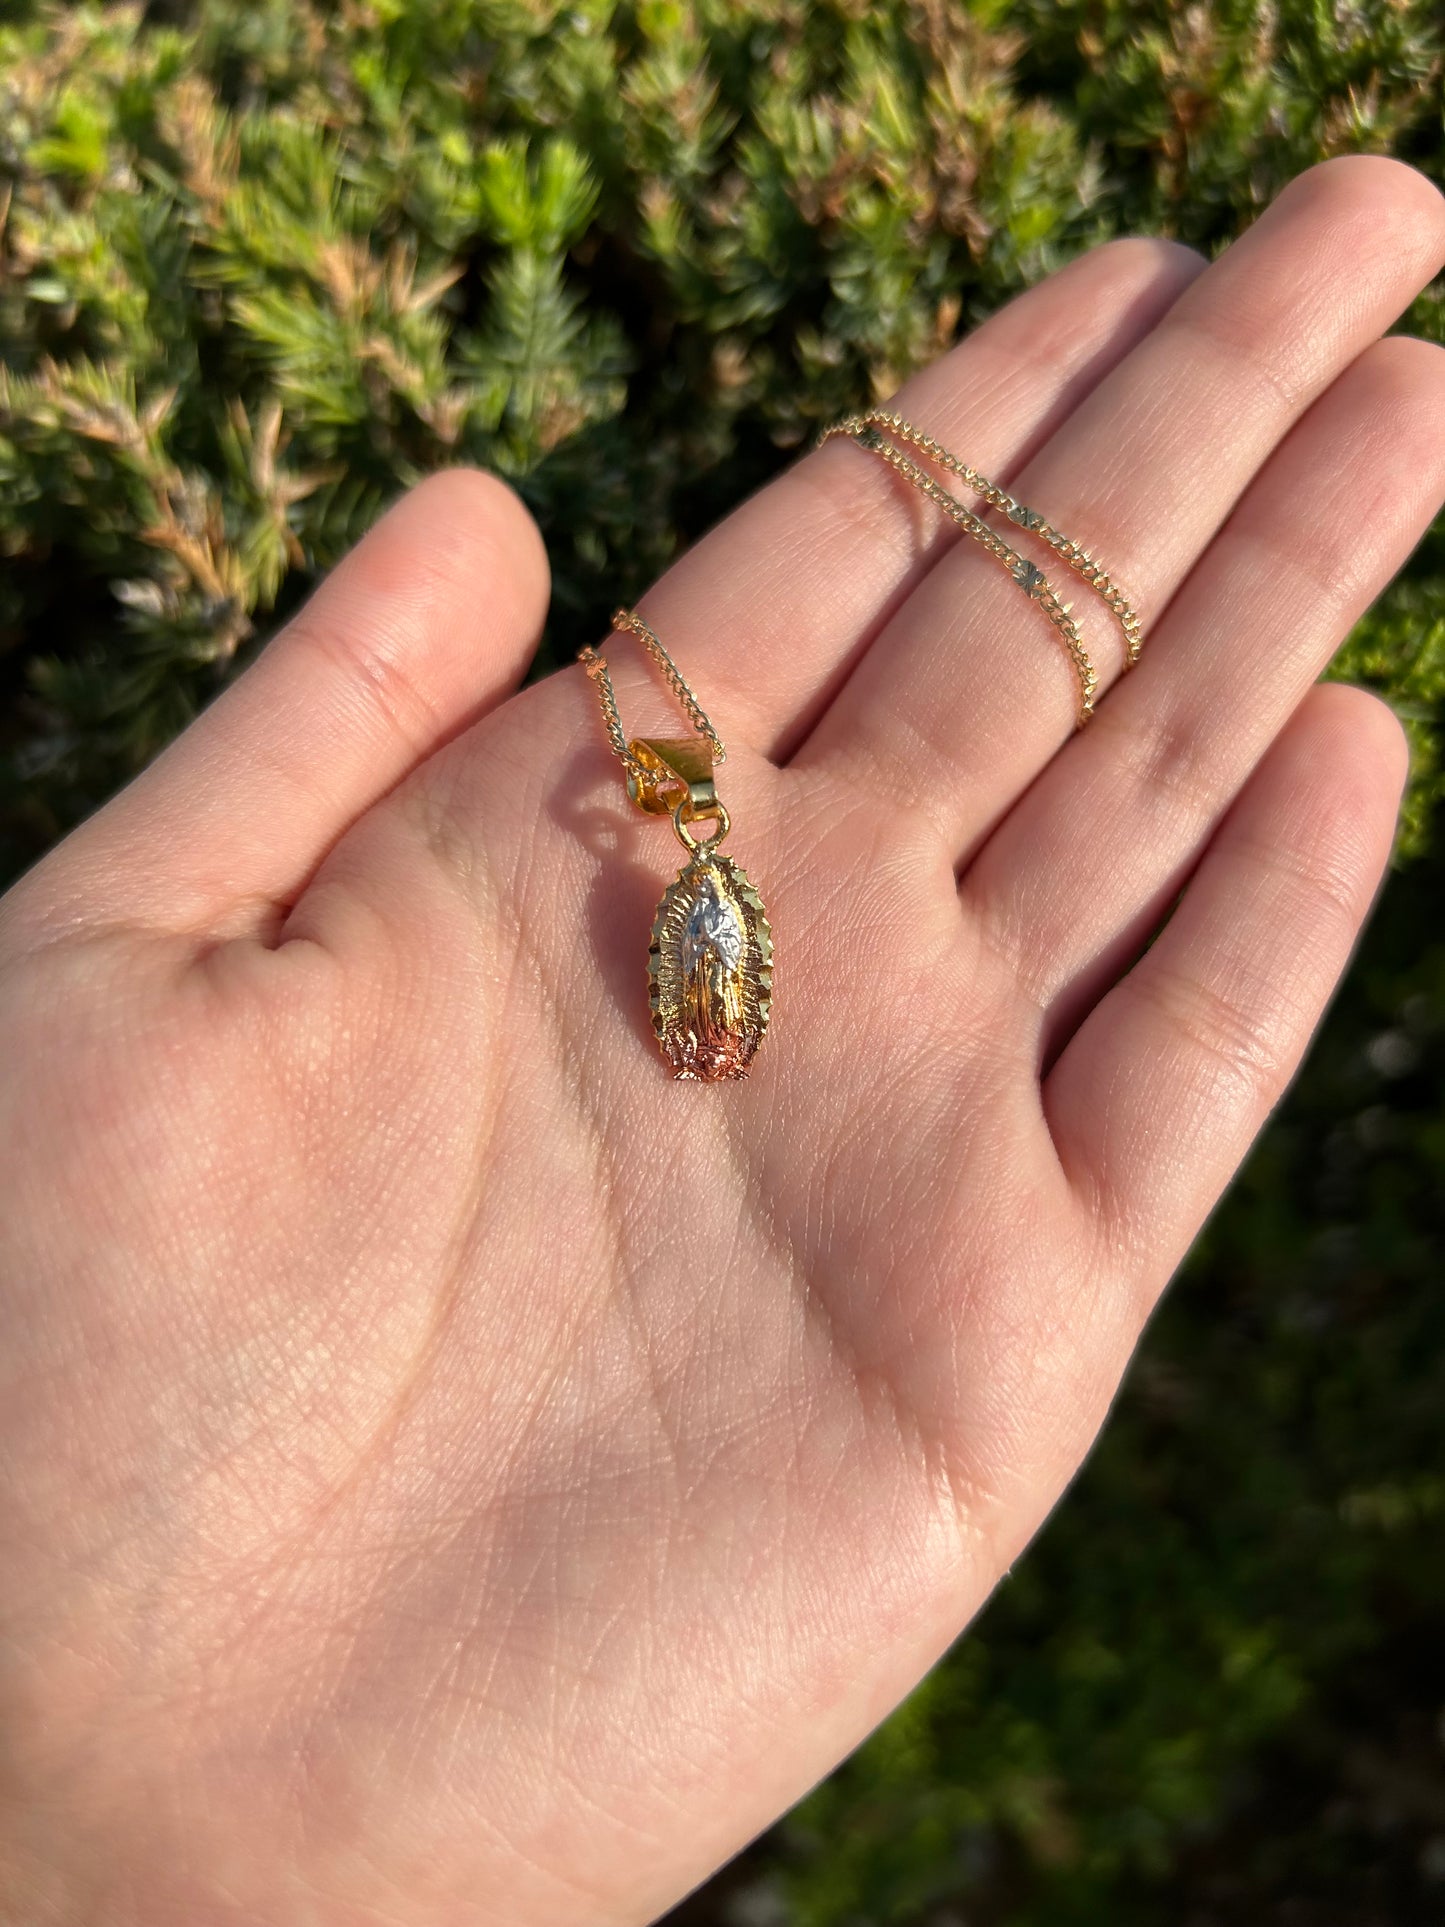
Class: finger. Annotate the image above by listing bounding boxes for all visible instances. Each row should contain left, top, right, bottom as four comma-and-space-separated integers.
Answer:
797, 156, 1445, 847
1045, 681, 1406, 1275
587, 236, 1202, 759
5, 470, 549, 941
963, 331, 1445, 1054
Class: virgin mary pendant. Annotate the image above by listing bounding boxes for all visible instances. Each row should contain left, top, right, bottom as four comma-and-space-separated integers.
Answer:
648, 846, 773, 1080
617, 733, 772, 1081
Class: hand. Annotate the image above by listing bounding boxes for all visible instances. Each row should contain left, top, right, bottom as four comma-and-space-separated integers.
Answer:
2, 157, 1443, 1927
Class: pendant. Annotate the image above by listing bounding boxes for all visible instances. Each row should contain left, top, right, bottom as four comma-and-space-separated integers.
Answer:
610, 728, 773, 1081
649, 845, 773, 1080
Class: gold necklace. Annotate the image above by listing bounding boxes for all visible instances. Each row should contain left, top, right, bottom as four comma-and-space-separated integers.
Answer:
819, 410, 1143, 724
580, 416, 1139, 1078
580, 609, 773, 1082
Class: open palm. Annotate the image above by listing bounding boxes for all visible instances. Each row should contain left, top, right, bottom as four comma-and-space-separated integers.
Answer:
3, 158, 1444, 1927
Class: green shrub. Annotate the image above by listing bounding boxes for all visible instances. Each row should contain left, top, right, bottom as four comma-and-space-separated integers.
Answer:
2, 5, 1443, 1922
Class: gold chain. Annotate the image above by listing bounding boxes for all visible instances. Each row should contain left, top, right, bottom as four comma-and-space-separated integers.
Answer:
579, 607, 727, 790
582, 416, 1141, 747
819, 410, 1145, 724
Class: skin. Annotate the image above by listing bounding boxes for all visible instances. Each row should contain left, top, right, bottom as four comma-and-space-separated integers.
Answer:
1, 155, 1443, 1926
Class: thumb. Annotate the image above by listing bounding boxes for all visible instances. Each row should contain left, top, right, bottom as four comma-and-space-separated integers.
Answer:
4, 469, 549, 946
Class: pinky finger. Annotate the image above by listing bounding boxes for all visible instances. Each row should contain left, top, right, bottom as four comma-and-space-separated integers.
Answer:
1045, 681, 1408, 1278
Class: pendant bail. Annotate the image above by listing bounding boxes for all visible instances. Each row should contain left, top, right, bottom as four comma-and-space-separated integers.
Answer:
671, 796, 731, 854
625, 736, 719, 820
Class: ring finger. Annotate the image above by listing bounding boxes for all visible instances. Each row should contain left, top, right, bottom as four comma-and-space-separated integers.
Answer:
962, 327, 1445, 1055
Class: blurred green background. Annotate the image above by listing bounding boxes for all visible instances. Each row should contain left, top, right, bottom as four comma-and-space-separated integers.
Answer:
2, 3, 1443, 1920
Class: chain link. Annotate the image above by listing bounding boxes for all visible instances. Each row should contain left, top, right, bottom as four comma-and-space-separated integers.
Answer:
579, 607, 727, 790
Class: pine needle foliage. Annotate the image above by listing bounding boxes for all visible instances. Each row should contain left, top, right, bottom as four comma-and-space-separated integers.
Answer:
3, 5, 1445, 1923
6, 1, 1440, 874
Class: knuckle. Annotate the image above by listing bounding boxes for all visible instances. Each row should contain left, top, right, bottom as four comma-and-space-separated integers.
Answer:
1106, 700, 1222, 830
1145, 959, 1290, 1101
287, 604, 449, 758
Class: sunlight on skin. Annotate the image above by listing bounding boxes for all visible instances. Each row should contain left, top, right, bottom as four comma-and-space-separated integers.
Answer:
1, 158, 1443, 1926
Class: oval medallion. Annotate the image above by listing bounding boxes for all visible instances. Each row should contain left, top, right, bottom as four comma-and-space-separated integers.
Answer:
648, 854, 773, 1080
